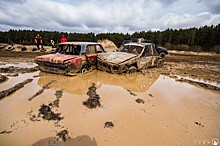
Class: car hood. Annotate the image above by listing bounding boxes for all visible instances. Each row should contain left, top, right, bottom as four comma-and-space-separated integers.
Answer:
35, 54, 79, 64
98, 52, 137, 64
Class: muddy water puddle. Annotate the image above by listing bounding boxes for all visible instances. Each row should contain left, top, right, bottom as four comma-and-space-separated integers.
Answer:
0, 64, 220, 146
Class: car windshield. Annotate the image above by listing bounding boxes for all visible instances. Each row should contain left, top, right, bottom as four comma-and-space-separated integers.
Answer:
56, 44, 81, 55
121, 45, 143, 55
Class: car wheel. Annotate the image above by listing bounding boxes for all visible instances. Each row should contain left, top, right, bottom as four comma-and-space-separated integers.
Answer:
80, 65, 89, 74
128, 66, 137, 74
156, 60, 163, 68
159, 52, 166, 60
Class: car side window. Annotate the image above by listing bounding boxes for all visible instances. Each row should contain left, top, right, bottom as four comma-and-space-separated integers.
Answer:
86, 45, 96, 55
141, 45, 151, 57
96, 45, 104, 53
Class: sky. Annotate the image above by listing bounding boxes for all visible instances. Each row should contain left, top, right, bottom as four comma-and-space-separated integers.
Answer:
0, 0, 219, 33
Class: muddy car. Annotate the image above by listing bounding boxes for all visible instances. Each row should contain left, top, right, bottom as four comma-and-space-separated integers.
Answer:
35, 42, 105, 75
97, 43, 163, 74
120, 38, 168, 59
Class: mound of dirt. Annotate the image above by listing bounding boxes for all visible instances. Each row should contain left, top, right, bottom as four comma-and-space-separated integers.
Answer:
39, 104, 63, 121
98, 39, 118, 52
83, 83, 101, 109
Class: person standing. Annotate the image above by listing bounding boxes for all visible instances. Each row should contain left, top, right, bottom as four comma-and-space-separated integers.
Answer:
35, 34, 44, 51
60, 35, 67, 43
51, 40, 56, 48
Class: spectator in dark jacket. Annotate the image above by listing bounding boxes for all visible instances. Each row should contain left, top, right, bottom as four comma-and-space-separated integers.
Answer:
35, 34, 45, 51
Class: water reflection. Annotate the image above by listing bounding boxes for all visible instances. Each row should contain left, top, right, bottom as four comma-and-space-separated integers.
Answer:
37, 70, 160, 95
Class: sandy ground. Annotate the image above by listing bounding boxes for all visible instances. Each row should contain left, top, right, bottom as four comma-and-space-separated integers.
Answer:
0, 48, 220, 146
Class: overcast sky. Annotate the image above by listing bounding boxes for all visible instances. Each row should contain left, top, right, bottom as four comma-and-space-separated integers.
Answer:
0, 0, 219, 33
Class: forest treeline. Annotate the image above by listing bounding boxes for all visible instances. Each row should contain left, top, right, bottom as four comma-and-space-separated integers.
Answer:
0, 24, 219, 53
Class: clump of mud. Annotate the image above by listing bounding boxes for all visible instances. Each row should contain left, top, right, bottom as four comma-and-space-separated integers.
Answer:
0, 130, 12, 135
104, 121, 114, 128
28, 80, 55, 101
195, 122, 204, 127
0, 79, 33, 99
39, 104, 63, 121
83, 83, 101, 109
127, 89, 137, 96
56, 130, 70, 142
135, 98, 145, 104
0, 74, 8, 83
176, 78, 220, 92
49, 90, 63, 108
0, 66, 38, 74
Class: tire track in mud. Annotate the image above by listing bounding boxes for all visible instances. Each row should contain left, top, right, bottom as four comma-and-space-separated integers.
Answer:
28, 80, 56, 101
28, 89, 70, 142
0, 79, 33, 100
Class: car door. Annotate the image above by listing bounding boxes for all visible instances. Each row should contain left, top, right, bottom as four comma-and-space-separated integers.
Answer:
137, 45, 153, 69
85, 45, 98, 68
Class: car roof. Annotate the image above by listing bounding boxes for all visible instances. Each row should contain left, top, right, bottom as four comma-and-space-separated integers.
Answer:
59, 42, 101, 45
124, 42, 153, 47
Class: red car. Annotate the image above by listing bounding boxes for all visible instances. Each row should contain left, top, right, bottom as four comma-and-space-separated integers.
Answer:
35, 42, 105, 75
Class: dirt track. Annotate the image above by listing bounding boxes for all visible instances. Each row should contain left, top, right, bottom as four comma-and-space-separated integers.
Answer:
0, 49, 220, 146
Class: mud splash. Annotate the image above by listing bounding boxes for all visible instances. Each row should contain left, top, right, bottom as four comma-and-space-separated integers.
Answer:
83, 83, 101, 109
0, 78, 33, 99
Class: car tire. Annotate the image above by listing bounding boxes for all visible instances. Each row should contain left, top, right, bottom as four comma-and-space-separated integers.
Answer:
159, 52, 166, 60
128, 66, 137, 74
80, 65, 89, 74
156, 59, 163, 68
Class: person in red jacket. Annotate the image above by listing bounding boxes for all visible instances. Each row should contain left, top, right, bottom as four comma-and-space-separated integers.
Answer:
60, 35, 67, 43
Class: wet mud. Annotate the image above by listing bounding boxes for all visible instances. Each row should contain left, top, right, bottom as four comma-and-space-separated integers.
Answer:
135, 98, 145, 104
49, 90, 63, 108
127, 89, 137, 96
176, 78, 220, 92
104, 121, 114, 128
38, 104, 63, 121
0, 66, 39, 74
28, 80, 55, 101
0, 51, 220, 146
83, 83, 101, 109
0, 74, 8, 83
0, 130, 12, 135
56, 130, 70, 142
194, 122, 204, 127
0, 78, 33, 99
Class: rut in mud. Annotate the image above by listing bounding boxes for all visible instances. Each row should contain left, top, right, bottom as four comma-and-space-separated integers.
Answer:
0, 66, 38, 74
176, 78, 220, 92
28, 80, 55, 101
0, 79, 33, 99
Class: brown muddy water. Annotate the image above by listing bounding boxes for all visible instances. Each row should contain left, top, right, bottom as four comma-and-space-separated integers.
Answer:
0, 63, 220, 146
